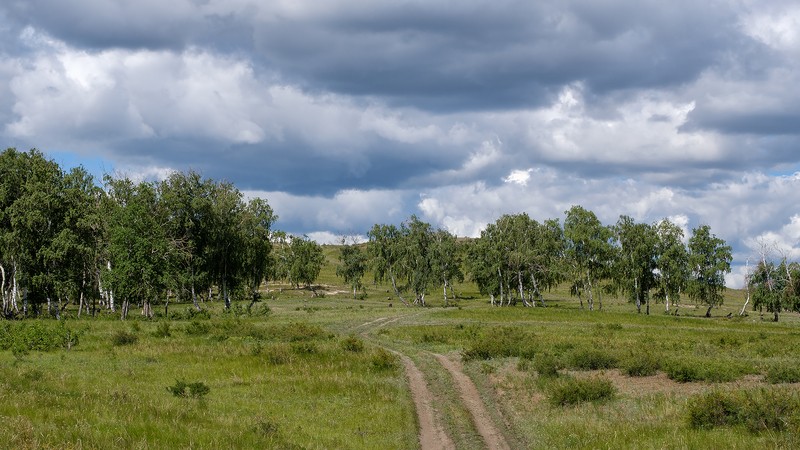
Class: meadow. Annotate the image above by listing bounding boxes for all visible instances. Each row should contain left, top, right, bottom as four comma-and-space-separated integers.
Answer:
1, 245, 799, 449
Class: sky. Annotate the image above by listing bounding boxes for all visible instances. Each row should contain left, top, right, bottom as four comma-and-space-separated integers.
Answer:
1, 0, 799, 288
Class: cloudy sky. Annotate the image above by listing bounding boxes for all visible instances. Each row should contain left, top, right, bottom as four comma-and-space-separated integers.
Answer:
1, 0, 799, 287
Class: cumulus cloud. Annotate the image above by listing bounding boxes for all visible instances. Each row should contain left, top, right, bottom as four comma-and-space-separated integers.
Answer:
1, 1, 800, 291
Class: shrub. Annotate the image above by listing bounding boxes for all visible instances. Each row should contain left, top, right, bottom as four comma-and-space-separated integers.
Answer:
154, 322, 171, 338
264, 345, 291, 365
185, 320, 211, 336
167, 380, 210, 399
0, 320, 80, 352
548, 376, 616, 406
340, 335, 365, 353
686, 388, 800, 432
534, 353, 562, 378
686, 390, 741, 429
279, 322, 329, 342
765, 364, 800, 384
568, 348, 617, 370
111, 330, 138, 346
291, 341, 318, 355
461, 327, 537, 361
665, 359, 741, 383
371, 348, 399, 372
623, 353, 661, 377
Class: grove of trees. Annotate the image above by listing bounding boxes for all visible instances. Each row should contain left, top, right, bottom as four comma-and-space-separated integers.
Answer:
6, 147, 799, 320
0, 148, 322, 319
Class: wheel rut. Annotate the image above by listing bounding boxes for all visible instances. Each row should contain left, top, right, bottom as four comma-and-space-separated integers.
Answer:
354, 313, 511, 450
434, 354, 512, 450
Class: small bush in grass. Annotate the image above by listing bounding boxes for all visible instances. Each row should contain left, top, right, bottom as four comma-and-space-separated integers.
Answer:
568, 348, 617, 370
665, 359, 741, 383
185, 320, 210, 336
280, 322, 330, 342
291, 341, 318, 355
168, 380, 210, 399
623, 353, 661, 377
686, 388, 800, 432
154, 322, 171, 338
534, 353, 562, 378
480, 362, 496, 374
765, 364, 800, 384
111, 330, 138, 346
265, 345, 291, 365
371, 348, 399, 372
461, 326, 537, 361
340, 335, 365, 353
548, 376, 616, 406
686, 389, 741, 429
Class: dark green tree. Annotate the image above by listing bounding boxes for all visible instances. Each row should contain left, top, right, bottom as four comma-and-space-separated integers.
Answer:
336, 238, 367, 299
564, 205, 614, 310
687, 225, 732, 317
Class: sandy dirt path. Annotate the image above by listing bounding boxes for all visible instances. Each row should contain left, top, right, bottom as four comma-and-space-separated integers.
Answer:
398, 354, 457, 450
354, 315, 455, 449
434, 354, 511, 450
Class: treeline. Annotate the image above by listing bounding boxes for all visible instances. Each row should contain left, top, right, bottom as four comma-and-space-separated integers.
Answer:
0, 148, 324, 319
359, 207, 740, 316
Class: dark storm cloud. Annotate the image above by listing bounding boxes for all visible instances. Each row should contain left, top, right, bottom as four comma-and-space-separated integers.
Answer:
4, 0, 750, 111
112, 134, 457, 196
2, 0, 800, 269
254, 0, 746, 110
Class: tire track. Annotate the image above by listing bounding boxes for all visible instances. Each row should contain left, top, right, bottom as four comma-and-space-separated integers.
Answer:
434, 354, 511, 450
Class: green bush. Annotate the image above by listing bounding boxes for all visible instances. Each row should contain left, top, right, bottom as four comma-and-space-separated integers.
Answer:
665, 359, 741, 383
291, 341, 318, 355
568, 348, 618, 370
686, 390, 741, 429
185, 320, 211, 336
623, 353, 661, 377
264, 345, 291, 365
370, 348, 399, 372
167, 380, 210, 399
686, 388, 800, 432
461, 327, 537, 361
0, 320, 80, 352
154, 321, 171, 338
533, 353, 562, 378
765, 364, 800, 384
548, 376, 616, 406
277, 322, 330, 342
340, 335, 365, 353
111, 330, 138, 346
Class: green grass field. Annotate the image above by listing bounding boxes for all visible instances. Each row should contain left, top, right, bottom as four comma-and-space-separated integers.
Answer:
1, 245, 799, 449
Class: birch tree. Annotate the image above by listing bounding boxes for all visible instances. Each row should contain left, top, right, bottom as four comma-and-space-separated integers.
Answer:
687, 225, 732, 317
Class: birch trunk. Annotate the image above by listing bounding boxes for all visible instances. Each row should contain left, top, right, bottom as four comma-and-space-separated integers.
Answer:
0, 263, 6, 314
389, 272, 409, 306
586, 270, 594, 311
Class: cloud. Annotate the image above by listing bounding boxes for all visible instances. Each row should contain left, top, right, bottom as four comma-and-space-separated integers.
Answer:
1, 1, 800, 292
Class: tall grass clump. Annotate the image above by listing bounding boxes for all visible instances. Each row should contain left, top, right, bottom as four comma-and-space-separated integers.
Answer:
765, 364, 800, 384
622, 352, 661, 377
461, 326, 537, 361
548, 375, 616, 406
533, 353, 563, 378
687, 388, 800, 432
568, 348, 618, 370
665, 358, 744, 383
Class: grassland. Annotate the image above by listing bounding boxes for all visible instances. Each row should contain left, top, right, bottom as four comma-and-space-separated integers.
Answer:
1, 245, 799, 449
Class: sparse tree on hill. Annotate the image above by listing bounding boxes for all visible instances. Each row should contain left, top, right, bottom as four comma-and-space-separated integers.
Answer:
653, 219, 688, 314
336, 237, 367, 299
368, 223, 408, 305
687, 225, 732, 317
564, 205, 614, 311
613, 216, 659, 314
429, 228, 463, 306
